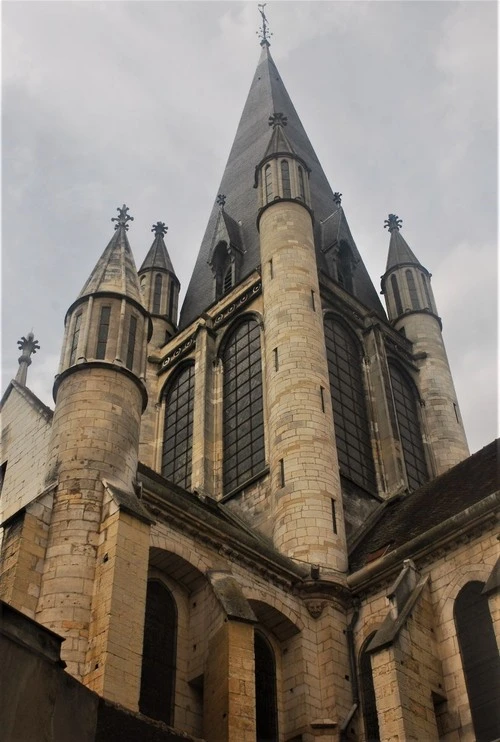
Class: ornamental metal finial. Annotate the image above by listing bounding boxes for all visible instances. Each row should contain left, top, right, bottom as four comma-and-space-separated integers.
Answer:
152, 221, 168, 237
111, 204, 134, 231
384, 214, 403, 233
268, 112, 288, 129
333, 192, 342, 206
257, 3, 272, 46
15, 331, 40, 385
216, 194, 226, 209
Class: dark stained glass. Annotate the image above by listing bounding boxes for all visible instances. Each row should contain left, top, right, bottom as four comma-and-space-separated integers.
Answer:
95, 306, 111, 360
255, 632, 278, 742
406, 269, 419, 310
153, 274, 163, 314
222, 318, 265, 494
324, 318, 376, 492
454, 581, 500, 742
162, 364, 194, 490
391, 274, 403, 316
139, 580, 177, 725
360, 634, 380, 742
281, 160, 291, 198
388, 363, 428, 491
126, 315, 137, 370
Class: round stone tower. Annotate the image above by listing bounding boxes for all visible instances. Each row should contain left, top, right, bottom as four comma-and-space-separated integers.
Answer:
381, 214, 469, 475
256, 113, 347, 572
36, 206, 150, 678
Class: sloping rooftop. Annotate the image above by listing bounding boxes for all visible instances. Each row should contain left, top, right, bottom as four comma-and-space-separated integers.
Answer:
349, 439, 499, 572
139, 232, 177, 276
180, 44, 385, 328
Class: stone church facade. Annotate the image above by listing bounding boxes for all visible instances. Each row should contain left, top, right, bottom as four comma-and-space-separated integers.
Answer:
1, 37, 499, 742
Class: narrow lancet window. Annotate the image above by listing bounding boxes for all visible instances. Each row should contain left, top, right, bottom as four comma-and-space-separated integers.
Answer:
255, 632, 278, 742
406, 269, 419, 310
420, 271, 433, 310
223, 264, 233, 294
391, 274, 403, 315
360, 634, 380, 742
281, 160, 291, 198
126, 315, 137, 370
69, 312, 82, 366
162, 364, 195, 490
168, 280, 175, 319
264, 164, 273, 203
153, 274, 163, 314
297, 166, 305, 200
95, 306, 111, 360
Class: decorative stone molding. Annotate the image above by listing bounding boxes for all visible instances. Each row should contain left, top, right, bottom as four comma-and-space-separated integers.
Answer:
305, 599, 327, 619
159, 333, 196, 370
213, 281, 262, 327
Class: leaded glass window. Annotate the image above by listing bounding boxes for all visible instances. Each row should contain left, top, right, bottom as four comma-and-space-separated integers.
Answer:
264, 164, 273, 203
360, 634, 380, 742
454, 581, 500, 741
281, 160, 291, 198
162, 364, 194, 490
406, 269, 419, 310
222, 318, 265, 494
139, 580, 177, 725
391, 274, 403, 315
153, 274, 163, 314
95, 306, 111, 360
324, 317, 376, 492
255, 632, 278, 742
388, 363, 428, 490
69, 312, 82, 366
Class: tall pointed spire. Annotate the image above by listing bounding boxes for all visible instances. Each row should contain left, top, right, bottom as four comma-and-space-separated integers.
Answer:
139, 222, 176, 275
384, 214, 423, 271
180, 43, 385, 327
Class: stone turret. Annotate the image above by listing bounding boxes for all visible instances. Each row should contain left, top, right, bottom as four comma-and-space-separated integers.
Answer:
380, 214, 469, 474
256, 113, 347, 572
138, 222, 179, 347
37, 206, 150, 681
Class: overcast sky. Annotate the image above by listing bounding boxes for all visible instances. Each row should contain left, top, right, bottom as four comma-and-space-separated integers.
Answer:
2, 1, 497, 454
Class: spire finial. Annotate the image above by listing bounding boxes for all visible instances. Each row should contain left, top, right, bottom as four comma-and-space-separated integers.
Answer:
268, 112, 288, 129
384, 214, 403, 233
15, 331, 40, 386
111, 204, 134, 231
333, 192, 342, 206
216, 194, 226, 210
257, 3, 272, 46
152, 221, 168, 237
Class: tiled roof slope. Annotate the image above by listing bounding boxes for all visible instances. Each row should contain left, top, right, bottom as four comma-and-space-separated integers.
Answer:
349, 439, 499, 572
180, 45, 385, 328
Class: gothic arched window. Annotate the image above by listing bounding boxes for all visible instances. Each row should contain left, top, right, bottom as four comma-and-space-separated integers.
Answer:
161, 363, 195, 490
391, 274, 403, 316
297, 166, 305, 200
223, 263, 233, 294
153, 274, 163, 314
359, 633, 380, 742
222, 317, 265, 494
281, 160, 291, 198
126, 314, 137, 370
420, 272, 433, 311
324, 317, 376, 492
255, 632, 278, 742
69, 312, 82, 366
212, 241, 234, 300
388, 363, 428, 490
265, 164, 273, 203
406, 269, 419, 310
139, 579, 177, 725
95, 306, 111, 360
454, 581, 500, 741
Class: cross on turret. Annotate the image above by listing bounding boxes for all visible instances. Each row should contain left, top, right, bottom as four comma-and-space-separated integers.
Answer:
112, 204, 134, 231
257, 3, 272, 46
152, 221, 168, 237
384, 214, 403, 232
15, 331, 40, 385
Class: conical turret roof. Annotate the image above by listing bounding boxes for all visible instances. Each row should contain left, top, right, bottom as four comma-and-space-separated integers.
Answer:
139, 228, 177, 276
78, 217, 142, 304
385, 216, 423, 272
180, 45, 385, 328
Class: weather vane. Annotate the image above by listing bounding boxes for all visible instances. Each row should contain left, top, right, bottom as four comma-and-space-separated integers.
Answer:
257, 3, 272, 46
111, 204, 134, 231
152, 221, 168, 237
268, 112, 288, 129
384, 214, 403, 232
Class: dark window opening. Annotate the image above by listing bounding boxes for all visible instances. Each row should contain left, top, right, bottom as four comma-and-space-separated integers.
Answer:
168, 280, 175, 320
360, 634, 380, 742
255, 632, 278, 742
337, 242, 354, 293
406, 269, 419, 310
126, 315, 137, 370
297, 166, 305, 200
96, 306, 111, 360
454, 581, 500, 742
162, 364, 195, 490
420, 271, 433, 311
153, 274, 163, 314
212, 242, 235, 300
139, 580, 177, 725
281, 160, 291, 198
279, 459, 285, 488
265, 164, 273, 203
391, 274, 403, 316
324, 318, 376, 492
223, 264, 233, 294
331, 499, 337, 534
69, 312, 82, 366
222, 318, 265, 494
388, 363, 428, 490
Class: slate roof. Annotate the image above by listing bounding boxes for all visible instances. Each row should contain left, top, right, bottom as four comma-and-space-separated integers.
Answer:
180, 44, 385, 328
139, 232, 177, 277
349, 439, 499, 572
77, 225, 143, 304
385, 227, 423, 273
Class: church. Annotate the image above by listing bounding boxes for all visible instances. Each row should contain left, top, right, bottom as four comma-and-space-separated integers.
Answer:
1, 14, 499, 742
